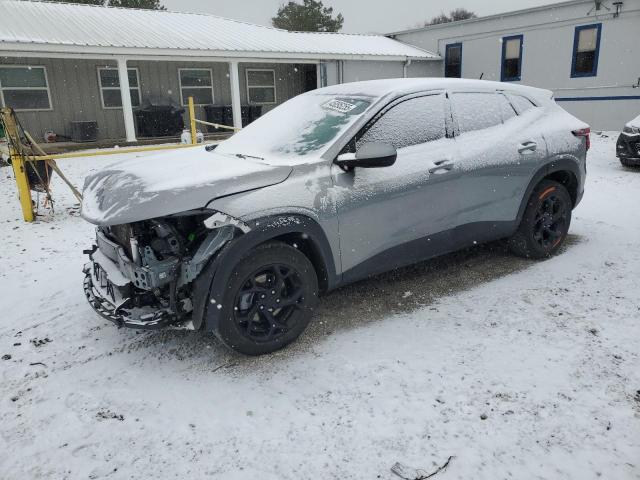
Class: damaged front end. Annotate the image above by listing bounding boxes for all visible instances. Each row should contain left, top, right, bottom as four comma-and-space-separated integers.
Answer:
83, 212, 246, 330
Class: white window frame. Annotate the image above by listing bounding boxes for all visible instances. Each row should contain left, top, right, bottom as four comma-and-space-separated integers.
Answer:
178, 68, 214, 107
97, 67, 141, 110
0, 65, 53, 112
246, 68, 277, 105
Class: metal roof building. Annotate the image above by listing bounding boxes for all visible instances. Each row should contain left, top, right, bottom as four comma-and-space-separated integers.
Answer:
0, 0, 440, 143
388, 0, 640, 130
0, 0, 437, 61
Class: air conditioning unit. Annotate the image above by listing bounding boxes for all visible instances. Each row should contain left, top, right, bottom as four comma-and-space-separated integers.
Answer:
70, 121, 98, 143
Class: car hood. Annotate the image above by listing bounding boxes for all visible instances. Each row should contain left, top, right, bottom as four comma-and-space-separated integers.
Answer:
81, 147, 292, 226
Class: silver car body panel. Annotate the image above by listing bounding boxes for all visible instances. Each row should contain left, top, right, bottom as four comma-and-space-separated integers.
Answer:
82, 78, 587, 285
81, 148, 292, 226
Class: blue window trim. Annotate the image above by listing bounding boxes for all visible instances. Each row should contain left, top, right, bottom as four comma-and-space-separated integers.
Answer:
555, 95, 640, 101
501, 34, 524, 82
571, 23, 602, 78
444, 43, 462, 78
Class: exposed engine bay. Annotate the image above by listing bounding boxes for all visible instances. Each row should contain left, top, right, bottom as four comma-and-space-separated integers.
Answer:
83, 212, 245, 329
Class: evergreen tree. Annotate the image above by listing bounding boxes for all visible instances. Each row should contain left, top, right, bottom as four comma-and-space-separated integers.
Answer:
272, 0, 344, 32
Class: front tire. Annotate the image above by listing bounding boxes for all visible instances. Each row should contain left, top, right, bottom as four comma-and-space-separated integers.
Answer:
214, 242, 318, 356
620, 158, 640, 168
509, 180, 572, 259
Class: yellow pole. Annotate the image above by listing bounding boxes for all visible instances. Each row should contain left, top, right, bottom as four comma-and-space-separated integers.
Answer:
28, 142, 205, 162
10, 145, 34, 222
188, 96, 197, 145
1, 107, 34, 222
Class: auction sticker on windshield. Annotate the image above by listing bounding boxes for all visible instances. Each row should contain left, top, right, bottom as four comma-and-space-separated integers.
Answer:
322, 99, 358, 114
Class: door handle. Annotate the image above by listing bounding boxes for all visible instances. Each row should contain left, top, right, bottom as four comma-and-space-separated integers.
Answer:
428, 159, 454, 174
518, 141, 538, 154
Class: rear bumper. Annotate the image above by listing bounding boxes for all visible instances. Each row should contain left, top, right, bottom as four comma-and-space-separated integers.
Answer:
617, 133, 640, 161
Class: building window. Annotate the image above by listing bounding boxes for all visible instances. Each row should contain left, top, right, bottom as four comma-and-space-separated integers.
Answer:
179, 68, 214, 106
0, 66, 52, 111
444, 43, 462, 78
571, 24, 602, 78
98, 67, 141, 109
501, 35, 523, 82
246, 69, 276, 104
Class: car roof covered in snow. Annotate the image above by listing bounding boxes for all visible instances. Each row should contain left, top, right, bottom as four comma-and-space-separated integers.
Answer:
0, 0, 438, 61
315, 78, 553, 102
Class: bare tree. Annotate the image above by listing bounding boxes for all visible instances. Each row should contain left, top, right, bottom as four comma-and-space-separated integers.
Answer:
425, 8, 477, 26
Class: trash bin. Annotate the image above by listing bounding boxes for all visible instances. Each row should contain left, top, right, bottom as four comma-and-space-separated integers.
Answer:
249, 105, 263, 123
204, 105, 230, 133
135, 97, 185, 137
205, 105, 263, 133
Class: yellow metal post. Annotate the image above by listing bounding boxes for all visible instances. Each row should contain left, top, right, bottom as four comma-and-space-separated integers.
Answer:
188, 96, 197, 145
1, 108, 34, 222
10, 145, 34, 222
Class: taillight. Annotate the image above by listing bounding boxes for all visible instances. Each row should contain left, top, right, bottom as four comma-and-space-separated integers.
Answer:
573, 127, 591, 151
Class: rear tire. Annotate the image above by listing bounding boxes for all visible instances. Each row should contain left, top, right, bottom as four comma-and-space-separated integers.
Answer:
509, 180, 572, 259
214, 242, 318, 356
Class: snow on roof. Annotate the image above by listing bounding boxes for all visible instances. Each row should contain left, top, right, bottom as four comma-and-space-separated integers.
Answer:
387, 0, 590, 36
316, 77, 553, 102
0, 0, 438, 61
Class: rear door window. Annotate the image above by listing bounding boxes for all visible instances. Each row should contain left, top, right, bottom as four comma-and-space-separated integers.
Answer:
451, 92, 503, 134
356, 94, 446, 150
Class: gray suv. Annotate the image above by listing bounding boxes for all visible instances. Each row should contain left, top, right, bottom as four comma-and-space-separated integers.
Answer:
82, 78, 589, 355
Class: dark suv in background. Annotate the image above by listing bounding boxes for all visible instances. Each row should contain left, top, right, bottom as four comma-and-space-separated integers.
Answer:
617, 114, 640, 167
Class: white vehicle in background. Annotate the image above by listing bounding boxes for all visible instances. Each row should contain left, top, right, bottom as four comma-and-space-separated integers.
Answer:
617, 114, 640, 167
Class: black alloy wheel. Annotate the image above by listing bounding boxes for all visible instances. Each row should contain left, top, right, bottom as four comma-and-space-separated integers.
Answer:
509, 179, 572, 259
234, 264, 305, 343
532, 189, 569, 250
215, 242, 318, 355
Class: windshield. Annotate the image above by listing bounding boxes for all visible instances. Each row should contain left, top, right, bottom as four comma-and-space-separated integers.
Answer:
216, 92, 375, 162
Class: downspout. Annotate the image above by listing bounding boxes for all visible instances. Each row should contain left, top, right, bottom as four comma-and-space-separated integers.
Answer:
403, 58, 412, 78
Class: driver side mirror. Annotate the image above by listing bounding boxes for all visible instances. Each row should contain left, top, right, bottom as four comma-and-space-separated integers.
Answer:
335, 142, 397, 169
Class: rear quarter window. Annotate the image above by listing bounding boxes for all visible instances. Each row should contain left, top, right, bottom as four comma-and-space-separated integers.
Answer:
506, 93, 537, 115
498, 94, 517, 122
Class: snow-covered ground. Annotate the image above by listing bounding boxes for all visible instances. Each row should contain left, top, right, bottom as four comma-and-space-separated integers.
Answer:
0, 134, 639, 480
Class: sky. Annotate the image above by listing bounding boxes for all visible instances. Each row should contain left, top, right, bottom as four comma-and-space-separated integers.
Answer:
162, 0, 554, 34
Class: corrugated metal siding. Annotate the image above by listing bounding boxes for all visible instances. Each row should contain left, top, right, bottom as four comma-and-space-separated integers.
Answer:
0, 56, 125, 140
0, 0, 437, 59
0, 57, 308, 140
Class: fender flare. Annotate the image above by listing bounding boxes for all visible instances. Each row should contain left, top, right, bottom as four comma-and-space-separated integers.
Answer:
191, 213, 338, 332
515, 156, 583, 225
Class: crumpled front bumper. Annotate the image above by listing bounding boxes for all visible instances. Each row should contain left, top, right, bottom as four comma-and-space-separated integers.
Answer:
83, 257, 176, 330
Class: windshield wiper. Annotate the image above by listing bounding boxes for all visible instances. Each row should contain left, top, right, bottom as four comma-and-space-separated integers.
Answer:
234, 153, 265, 161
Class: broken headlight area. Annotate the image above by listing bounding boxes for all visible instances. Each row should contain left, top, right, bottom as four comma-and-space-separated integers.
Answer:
83, 212, 241, 329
